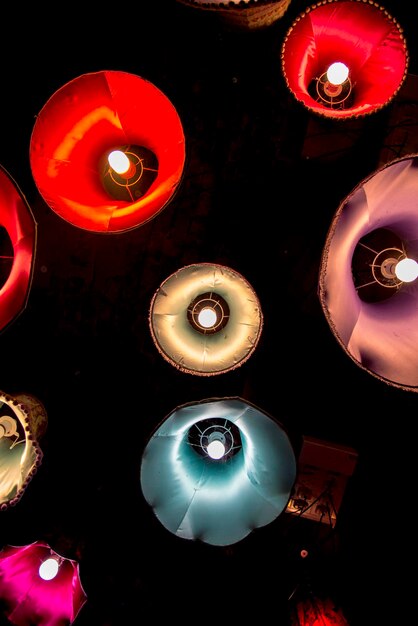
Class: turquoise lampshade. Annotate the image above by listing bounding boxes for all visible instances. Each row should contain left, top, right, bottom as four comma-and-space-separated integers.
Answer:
140, 397, 297, 546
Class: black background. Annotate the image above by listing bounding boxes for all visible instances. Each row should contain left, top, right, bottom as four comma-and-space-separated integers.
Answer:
0, 1, 417, 624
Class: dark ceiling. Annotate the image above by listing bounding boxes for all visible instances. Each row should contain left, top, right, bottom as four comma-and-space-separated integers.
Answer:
0, 1, 417, 624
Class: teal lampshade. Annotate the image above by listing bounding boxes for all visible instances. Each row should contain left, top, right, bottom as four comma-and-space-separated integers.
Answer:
140, 397, 297, 546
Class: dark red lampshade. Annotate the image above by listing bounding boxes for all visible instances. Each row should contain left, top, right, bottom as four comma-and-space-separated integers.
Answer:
29, 70, 185, 233
0, 165, 36, 333
281, 0, 408, 119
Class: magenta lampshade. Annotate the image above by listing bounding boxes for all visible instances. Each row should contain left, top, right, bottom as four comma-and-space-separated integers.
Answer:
281, 0, 408, 119
0, 540, 87, 626
319, 154, 418, 390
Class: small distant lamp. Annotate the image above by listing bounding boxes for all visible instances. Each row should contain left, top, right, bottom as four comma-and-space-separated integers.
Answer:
290, 593, 350, 625
140, 397, 297, 546
319, 154, 418, 390
281, 0, 408, 119
176, 0, 293, 30
0, 540, 87, 626
29, 70, 185, 233
149, 263, 263, 376
0, 391, 47, 510
0, 165, 36, 334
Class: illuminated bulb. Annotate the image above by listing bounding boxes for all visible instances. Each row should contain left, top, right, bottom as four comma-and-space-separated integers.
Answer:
326, 62, 349, 86
198, 307, 217, 328
207, 439, 226, 459
108, 150, 131, 175
39, 558, 59, 580
395, 257, 418, 282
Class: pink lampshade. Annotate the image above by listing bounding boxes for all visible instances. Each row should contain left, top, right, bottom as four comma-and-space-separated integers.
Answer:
0, 165, 36, 333
0, 540, 87, 626
281, 0, 408, 119
319, 154, 418, 390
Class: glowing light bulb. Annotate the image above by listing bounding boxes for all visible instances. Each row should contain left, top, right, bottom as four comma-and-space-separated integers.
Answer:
39, 558, 59, 580
198, 307, 217, 328
108, 150, 131, 175
326, 62, 349, 86
395, 258, 418, 282
207, 439, 226, 459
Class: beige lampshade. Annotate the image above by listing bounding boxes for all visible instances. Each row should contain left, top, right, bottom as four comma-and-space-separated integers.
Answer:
149, 263, 263, 375
176, 0, 292, 30
0, 391, 47, 509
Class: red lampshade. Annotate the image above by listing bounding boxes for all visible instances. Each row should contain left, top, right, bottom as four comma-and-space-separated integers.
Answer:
0, 540, 87, 626
281, 0, 408, 119
0, 165, 36, 333
29, 70, 185, 233
290, 594, 349, 625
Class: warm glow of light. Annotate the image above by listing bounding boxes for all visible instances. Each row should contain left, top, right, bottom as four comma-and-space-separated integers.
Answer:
150, 264, 263, 374
198, 307, 217, 328
326, 62, 349, 85
207, 439, 226, 459
108, 150, 131, 174
48, 106, 120, 176
395, 257, 418, 282
39, 558, 59, 580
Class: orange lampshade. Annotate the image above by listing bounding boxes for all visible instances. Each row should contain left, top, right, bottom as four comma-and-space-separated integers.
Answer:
29, 70, 186, 233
